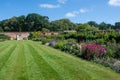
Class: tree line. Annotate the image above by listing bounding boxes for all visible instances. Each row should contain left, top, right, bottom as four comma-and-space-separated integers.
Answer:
0, 13, 120, 32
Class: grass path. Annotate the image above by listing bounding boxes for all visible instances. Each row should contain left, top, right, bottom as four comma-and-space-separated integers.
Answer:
0, 40, 119, 80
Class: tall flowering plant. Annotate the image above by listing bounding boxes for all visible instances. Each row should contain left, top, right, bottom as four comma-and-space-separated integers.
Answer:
82, 44, 106, 60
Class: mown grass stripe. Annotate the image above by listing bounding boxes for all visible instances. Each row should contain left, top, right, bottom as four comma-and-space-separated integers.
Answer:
9, 44, 29, 80
27, 44, 63, 80
22, 44, 30, 80
24, 44, 45, 80
0, 44, 28, 80
0, 44, 15, 60
0, 44, 17, 71
0, 42, 12, 49
0, 45, 12, 54
0, 45, 19, 80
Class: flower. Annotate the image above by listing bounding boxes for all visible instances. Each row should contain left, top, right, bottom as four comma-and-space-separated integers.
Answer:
82, 44, 106, 60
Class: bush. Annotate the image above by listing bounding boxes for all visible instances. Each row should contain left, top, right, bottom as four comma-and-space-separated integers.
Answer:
95, 39, 105, 45
105, 43, 119, 58
93, 58, 113, 67
113, 44, 120, 59
82, 44, 106, 60
71, 44, 81, 56
49, 40, 59, 46
53, 41, 66, 49
41, 38, 52, 44
0, 34, 10, 41
112, 61, 120, 72
66, 39, 76, 44
62, 44, 81, 56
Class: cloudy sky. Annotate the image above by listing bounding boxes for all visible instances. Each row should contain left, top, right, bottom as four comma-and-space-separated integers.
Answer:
0, 0, 120, 24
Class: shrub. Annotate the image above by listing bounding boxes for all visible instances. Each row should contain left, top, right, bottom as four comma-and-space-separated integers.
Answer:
0, 34, 10, 41
82, 44, 106, 60
49, 40, 59, 46
112, 61, 120, 72
41, 38, 52, 44
53, 41, 66, 49
29, 31, 43, 40
93, 58, 113, 67
66, 39, 76, 44
95, 39, 105, 45
113, 44, 120, 59
71, 44, 81, 56
105, 43, 119, 58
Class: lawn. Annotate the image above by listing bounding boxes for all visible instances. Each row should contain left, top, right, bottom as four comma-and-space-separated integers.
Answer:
0, 40, 119, 80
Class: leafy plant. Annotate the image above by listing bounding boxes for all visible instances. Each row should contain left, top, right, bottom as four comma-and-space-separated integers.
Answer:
53, 41, 66, 49
82, 44, 106, 60
112, 61, 120, 72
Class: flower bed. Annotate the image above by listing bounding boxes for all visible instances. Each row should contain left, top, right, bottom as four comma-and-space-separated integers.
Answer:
82, 44, 106, 60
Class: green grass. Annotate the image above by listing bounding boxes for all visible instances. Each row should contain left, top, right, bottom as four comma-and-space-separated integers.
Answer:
0, 40, 119, 80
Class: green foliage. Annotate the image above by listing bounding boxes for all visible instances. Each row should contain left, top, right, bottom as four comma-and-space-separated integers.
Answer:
114, 44, 120, 59
95, 39, 105, 44
0, 13, 50, 32
50, 18, 76, 31
105, 43, 119, 58
0, 34, 10, 41
42, 28, 49, 33
66, 38, 76, 44
99, 22, 113, 30
93, 58, 111, 67
75, 23, 98, 32
41, 38, 52, 44
53, 41, 66, 49
29, 31, 43, 40
0, 27, 3, 32
115, 22, 120, 29
87, 21, 98, 27
0, 13, 120, 32
112, 61, 120, 72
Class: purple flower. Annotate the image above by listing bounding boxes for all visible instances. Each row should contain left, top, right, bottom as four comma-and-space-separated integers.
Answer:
49, 40, 58, 46
82, 44, 106, 60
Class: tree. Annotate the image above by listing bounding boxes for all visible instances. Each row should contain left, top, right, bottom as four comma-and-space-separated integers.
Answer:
50, 18, 76, 31
17, 15, 26, 31
0, 27, 3, 32
76, 24, 98, 32
42, 28, 49, 33
26, 13, 49, 31
99, 22, 113, 30
115, 22, 120, 29
87, 21, 98, 27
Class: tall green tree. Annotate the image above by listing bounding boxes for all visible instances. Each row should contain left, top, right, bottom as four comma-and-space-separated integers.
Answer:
50, 18, 76, 31
115, 22, 120, 29
26, 13, 49, 31
87, 21, 98, 27
99, 22, 113, 30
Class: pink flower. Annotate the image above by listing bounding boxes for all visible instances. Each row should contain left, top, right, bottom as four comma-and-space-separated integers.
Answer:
82, 44, 106, 60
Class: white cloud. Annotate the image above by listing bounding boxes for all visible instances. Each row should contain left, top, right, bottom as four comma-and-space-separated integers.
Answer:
39, 4, 60, 9
79, 9, 88, 13
39, 0, 67, 9
65, 12, 77, 17
65, 8, 89, 17
65, 11, 80, 17
58, 0, 67, 4
109, 0, 120, 6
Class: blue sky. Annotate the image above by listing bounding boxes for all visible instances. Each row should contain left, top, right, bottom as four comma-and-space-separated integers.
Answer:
0, 0, 120, 24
